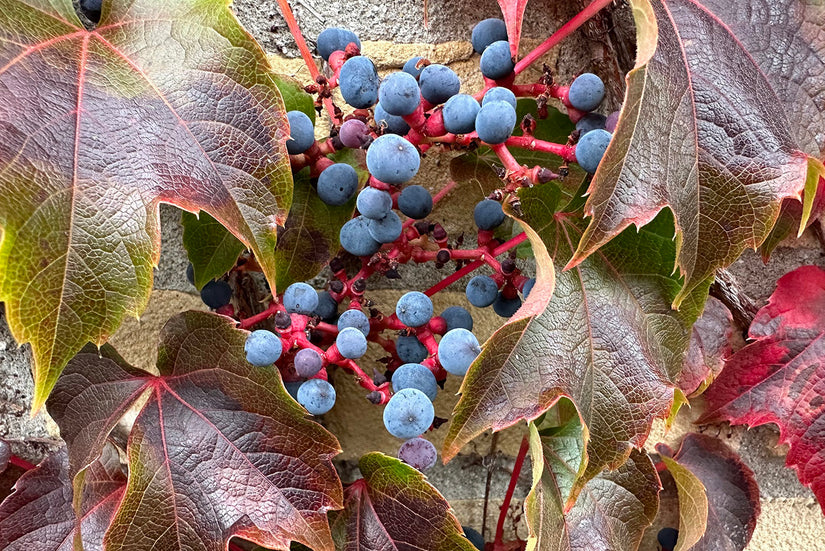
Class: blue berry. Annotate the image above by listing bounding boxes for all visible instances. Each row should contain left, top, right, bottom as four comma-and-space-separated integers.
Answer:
575, 113, 607, 135
297, 379, 336, 415
463, 527, 485, 551
657, 527, 679, 550
475, 100, 516, 144
402, 56, 425, 79
244, 330, 283, 366
316, 28, 361, 60
522, 278, 536, 299
317, 163, 358, 206
575, 129, 612, 174
283, 282, 319, 314
339, 119, 370, 148
336, 326, 369, 359
443, 94, 480, 134
368, 211, 403, 243
294, 348, 323, 378
471, 18, 507, 54
493, 292, 522, 318
440, 306, 474, 331
338, 308, 371, 336
200, 280, 232, 308
379, 72, 421, 116
314, 290, 339, 320
339, 56, 379, 109
286, 111, 315, 155
398, 438, 438, 471
340, 216, 382, 256
466, 275, 498, 308
396, 335, 429, 363
186, 263, 195, 285
357, 187, 393, 220
419, 64, 460, 104
284, 380, 303, 401
568, 73, 605, 112
438, 328, 481, 376
392, 363, 438, 401
396, 291, 433, 327
383, 388, 434, 439
482, 87, 517, 109
397, 185, 433, 219
474, 199, 505, 230
374, 103, 411, 135
480, 40, 514, 80
366, 134, 420, 184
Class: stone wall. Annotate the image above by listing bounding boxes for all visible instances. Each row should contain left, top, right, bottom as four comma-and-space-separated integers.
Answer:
2, 0, 825, 548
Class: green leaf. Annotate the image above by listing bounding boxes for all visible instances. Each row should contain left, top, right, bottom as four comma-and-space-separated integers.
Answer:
0, 0, 294, 410
659, 455, 708, 551
330, 453, 477, 551
274, 150, 365, 288
572, 0, 823, 306
182, 211, 247, 290
445, 183, 709, 492
524, 420, 660, 551
46, 311, 343, 551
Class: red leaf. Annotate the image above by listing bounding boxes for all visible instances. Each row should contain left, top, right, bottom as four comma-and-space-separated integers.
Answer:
0, 0, 293, 410
46, 311, 343, 551
664, 434, 760, 551
497, 0, 528, 57
699, 265, 825, 512
571, 0, 824, 305
0, 445, 126, 551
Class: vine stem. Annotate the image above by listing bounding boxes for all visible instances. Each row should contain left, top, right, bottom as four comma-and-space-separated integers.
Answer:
506, 136, 577, 162
424, 232, 528, 297
9, 454, 35, 471
494, 435, 529, 547
514, 0, 614, 75
275, 0, 341, 123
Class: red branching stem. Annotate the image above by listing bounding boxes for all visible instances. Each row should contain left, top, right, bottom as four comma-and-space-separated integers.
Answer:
228, 542, 246, 551
341, 358, 391, 402
490, 143, 524, 173
423, 233, 528, 297
9, 455, 35, 471
274, 0, 341, 123
506, 136, 577, 162
514, 0, 615, 75
238, 301, 281, 330
495, 435, 529, 546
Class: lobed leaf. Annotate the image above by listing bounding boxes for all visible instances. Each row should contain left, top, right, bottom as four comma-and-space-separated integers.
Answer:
0, 445, 126, 551
0, 0, 294, 410
524, 414, 660, 551
445, 184, 709, 492
661, 434, 759, 551
331, 452, 477, 551
571, 0, 825, 305
700, 265, 825, 514
46, 310, 343, 551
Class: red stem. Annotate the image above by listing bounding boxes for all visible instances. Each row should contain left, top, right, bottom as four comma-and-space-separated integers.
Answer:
424, 233, 528, 297
514, 0, 614, 75
238, 302, 280, 330
274, 0, 341, 123
494, 435, 529, 546
9, 455, 35, 471
506, 136, 577, 162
